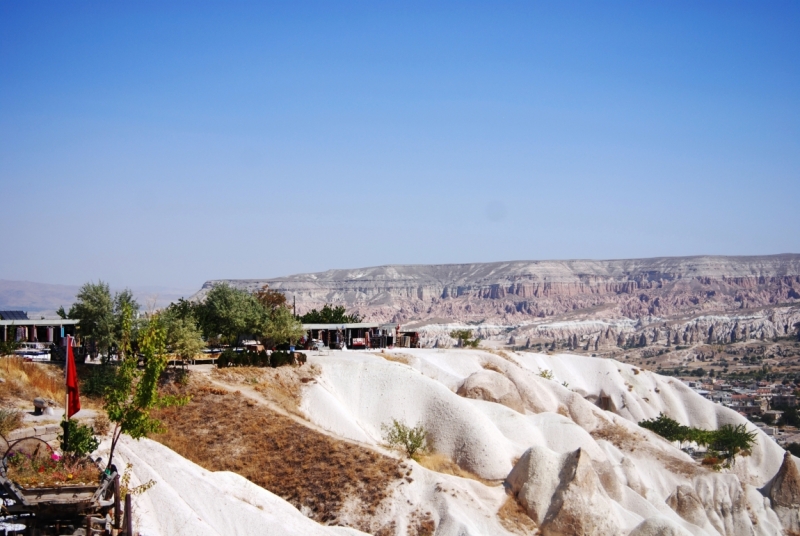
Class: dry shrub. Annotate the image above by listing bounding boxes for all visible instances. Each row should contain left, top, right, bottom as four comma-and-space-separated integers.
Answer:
373, 352, 410, 365
415, 452, 495, 485
152, 387, 404, 526
483, 348, 515, 362
591, 420, 701, 477
0, 358, 65, 403
481, 362, 505, 374
0, 407, 24, 436
498, 495, 538, 535
92, 413, 110, 436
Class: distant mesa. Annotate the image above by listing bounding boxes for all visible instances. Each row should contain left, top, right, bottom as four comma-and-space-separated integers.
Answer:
194, 254, 800, 351
194, 253, 800, 321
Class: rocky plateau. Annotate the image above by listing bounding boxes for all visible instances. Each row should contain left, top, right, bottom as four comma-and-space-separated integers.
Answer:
195, 255, 800, 352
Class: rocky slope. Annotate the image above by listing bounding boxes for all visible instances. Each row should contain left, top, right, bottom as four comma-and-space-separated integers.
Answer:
113, 349, 800, 535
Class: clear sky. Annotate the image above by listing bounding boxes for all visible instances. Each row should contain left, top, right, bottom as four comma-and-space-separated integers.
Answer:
1, 1, 798, 291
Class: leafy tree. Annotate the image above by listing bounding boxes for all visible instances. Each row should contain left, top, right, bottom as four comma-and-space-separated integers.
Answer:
382, 419, 428, 458
68, 282, 115, 356
195, 283, 265, 345
639, 414, 756, 466
166, 317, 206, 361
66, 282, 139, 359
254, 285, 287, 311
708, 424, 756, 465
777, 406, 800, 427
261, 306, 305, 347
639, 414, 688, 443
105, 304, 188, 468
300, 304, 362, 324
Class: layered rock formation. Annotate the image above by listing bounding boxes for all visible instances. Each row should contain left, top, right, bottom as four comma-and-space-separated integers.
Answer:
195, 254, 800, 350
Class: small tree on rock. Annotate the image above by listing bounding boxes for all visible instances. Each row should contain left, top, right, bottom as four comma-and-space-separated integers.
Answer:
450, 329, 479, 348
105, 304, 188, 469
382, 419, 428, 458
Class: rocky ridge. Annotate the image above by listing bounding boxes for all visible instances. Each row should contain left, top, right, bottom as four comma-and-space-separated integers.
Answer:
195, 254, 800, 351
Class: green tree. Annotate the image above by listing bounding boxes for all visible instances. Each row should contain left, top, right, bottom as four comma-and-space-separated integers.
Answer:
105, 304, 188, 468
261, 306, 305, 346
68, 281, 115, 357
300, 304, 362, 324
449, 329, 479, 348
166, 317, 206, 361
709, 424, 757, 466
382, 419, 428, 458
195, 283, 265, 345
638, 413, 689, 443
67, 282, 140, 359
639, 414, 756, 467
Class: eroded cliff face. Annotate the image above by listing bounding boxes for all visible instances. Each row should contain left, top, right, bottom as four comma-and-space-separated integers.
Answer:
194, 255, 800, 350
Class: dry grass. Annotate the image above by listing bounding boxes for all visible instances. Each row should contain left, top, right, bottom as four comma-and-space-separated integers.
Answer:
0, 408, 24, 435
414, 452, 497, 486
497, 495, 539, 535
373, 352, 411, 365
211, 364, 319, 415
0, 357, 65, 404
590, 420, 702, 477
152, 385, 405, 528
483, 348, 515, 362
481, 362, 505, 374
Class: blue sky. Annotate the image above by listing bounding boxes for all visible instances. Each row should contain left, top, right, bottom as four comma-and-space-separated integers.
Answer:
1, 1, 798, 291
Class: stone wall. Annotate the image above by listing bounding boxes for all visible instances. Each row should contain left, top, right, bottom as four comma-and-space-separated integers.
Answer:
6, 424, 61, 448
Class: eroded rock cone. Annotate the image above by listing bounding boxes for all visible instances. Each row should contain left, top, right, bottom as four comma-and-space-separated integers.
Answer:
506, 446, 623, 536
457, 369, 524, 413
767, 451, 800, 532
666, 485, 707, 529
769, 451, 800, 508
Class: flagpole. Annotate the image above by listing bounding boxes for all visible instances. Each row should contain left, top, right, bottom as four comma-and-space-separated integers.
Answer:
65, 335, 69, 421
64, 335, 70, 451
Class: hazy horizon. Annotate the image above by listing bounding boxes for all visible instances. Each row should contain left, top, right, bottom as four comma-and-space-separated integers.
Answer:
2, 2, 798, 289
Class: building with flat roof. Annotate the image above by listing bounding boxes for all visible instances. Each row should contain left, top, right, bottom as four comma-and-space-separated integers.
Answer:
0, 310, 80, 346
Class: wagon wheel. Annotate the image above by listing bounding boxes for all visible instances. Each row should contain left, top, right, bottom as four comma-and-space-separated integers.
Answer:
3, 437, 53, 461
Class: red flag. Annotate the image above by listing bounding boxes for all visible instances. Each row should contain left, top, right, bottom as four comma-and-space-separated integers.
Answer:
66, 337, 81, 418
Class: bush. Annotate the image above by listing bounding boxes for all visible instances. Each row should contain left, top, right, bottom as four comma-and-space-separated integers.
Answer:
449, 329, 479, 348
216, 349, 300, 368
270, 351, 295, 368
639, 414, 756, 467
59, 419, 99, 458
786, 443, 800, 457
216, 349, 236, 368
81, 365, 118, 398
538, 368, 554, 380
382, 419, 427, 458
0, 408, 24, 436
